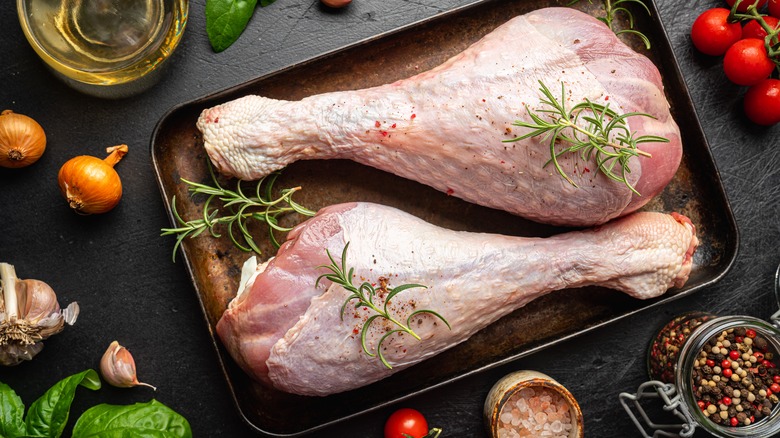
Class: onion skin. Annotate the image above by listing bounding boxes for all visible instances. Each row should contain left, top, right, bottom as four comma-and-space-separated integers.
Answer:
0, 110, 46, 169
58, 145, 127, 215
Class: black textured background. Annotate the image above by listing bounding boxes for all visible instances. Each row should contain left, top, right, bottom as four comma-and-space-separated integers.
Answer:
1, 0, 779, 437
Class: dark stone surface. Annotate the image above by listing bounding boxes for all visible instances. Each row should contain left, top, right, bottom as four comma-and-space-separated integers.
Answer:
0, 0, 778, 437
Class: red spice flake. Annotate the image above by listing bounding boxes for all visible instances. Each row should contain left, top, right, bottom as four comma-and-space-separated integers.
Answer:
482, 99, 486, 102
391, 123, 397, 128
584, 167, 591, 173
375, 121, 381, 128
353, 327, 359, 334
214, 117, 220, 123
381, 131, 388, 137
446, 188, 454, 195
605, 96, 610, 101
411, 114, 416, 120
500, 160, 505, 164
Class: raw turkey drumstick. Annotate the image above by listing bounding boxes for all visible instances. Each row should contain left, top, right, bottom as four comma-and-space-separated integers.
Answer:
198, 7, 682, 226
217, 202, 698, 396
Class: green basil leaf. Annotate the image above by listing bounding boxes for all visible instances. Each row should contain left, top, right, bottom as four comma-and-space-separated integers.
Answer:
206, 0, 259, 52
25, 370, 101, 438
71, 399, 192, 438
0, 382, 26, 438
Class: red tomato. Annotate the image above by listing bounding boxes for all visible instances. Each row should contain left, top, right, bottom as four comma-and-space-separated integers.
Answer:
743, 16, 780, 39
691, 8, 743, 55
770, 0, 780, 18
723, 38, 775, 85
744, 78, 780, 125
727, 0, 768, 12
384, 408, 429, 438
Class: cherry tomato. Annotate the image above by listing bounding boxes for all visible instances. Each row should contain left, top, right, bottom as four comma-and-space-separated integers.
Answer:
727, 0, 768, 12
770, 0, 780, 18
743, 16, 780, 39
691, 8, 743, 56
723, 38, 775, 85
384, 408, 429, 438
744, 78, 780, 125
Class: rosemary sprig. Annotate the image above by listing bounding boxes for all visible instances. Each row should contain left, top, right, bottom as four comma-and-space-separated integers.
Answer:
505, 80, 668, 195
570, 0, 653, 49
315, 243, 450, 369
160, 162, 315, 261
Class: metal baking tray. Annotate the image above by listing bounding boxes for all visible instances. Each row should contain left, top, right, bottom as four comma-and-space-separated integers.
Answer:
151, 0, 738, 435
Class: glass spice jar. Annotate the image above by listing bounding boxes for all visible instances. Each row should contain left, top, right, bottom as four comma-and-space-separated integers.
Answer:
623, 314, 780, 438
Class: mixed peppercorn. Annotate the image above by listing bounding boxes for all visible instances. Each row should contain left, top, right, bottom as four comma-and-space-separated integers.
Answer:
693, 327, 779, 427
648, 312, 716, 383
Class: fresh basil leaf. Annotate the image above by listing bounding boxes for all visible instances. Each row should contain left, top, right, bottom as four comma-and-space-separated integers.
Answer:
0, 382, 26, 438
206, 0, 259, 52
25, 370, 101, 438
71, 399, 192, 438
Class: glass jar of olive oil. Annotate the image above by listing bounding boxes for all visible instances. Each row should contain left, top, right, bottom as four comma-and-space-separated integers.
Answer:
17, 0, 188, 98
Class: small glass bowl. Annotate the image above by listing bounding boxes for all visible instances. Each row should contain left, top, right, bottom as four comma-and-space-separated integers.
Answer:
17, 0, 188, 98
484, 370, 584, 438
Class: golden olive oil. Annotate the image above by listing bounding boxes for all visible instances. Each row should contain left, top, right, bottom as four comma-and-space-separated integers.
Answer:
17, 0, 188, 97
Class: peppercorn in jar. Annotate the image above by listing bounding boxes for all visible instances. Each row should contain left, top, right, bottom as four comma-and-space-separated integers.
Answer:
648, 311, 716, 383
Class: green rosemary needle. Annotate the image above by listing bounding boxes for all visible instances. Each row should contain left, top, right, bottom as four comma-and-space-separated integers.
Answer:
505, 80, 668, 195
315, 242, 450, 369
160, 162, 315, 261
570, 0, 653, 49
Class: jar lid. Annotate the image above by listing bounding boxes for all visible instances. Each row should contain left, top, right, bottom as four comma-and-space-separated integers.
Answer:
483, 370, 584, 438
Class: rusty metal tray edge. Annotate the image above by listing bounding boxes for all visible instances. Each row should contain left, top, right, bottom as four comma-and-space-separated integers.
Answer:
150, 0, 739, 435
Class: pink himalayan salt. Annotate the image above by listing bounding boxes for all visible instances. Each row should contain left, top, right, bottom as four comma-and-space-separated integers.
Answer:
497, 386, 574, 438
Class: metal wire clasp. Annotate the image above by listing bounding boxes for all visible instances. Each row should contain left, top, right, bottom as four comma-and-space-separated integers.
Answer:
771, 263, 780, 329
619, 381, 697, 438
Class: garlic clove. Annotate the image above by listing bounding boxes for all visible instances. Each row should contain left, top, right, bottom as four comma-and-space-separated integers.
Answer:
17, 279, 61, 322
0, 342, 43, 366
100, 341, 156, 390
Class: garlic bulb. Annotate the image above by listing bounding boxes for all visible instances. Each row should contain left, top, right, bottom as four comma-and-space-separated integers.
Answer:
100, 341, 156, 390
0, 263, 79, 366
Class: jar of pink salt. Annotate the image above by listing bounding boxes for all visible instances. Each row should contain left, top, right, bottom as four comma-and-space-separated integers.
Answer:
484, 370, 584, 438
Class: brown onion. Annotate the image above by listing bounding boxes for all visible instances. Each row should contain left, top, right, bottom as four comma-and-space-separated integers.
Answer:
321, 0, 352, 8
58, 145, 128, 214
0, 110, 46, 168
